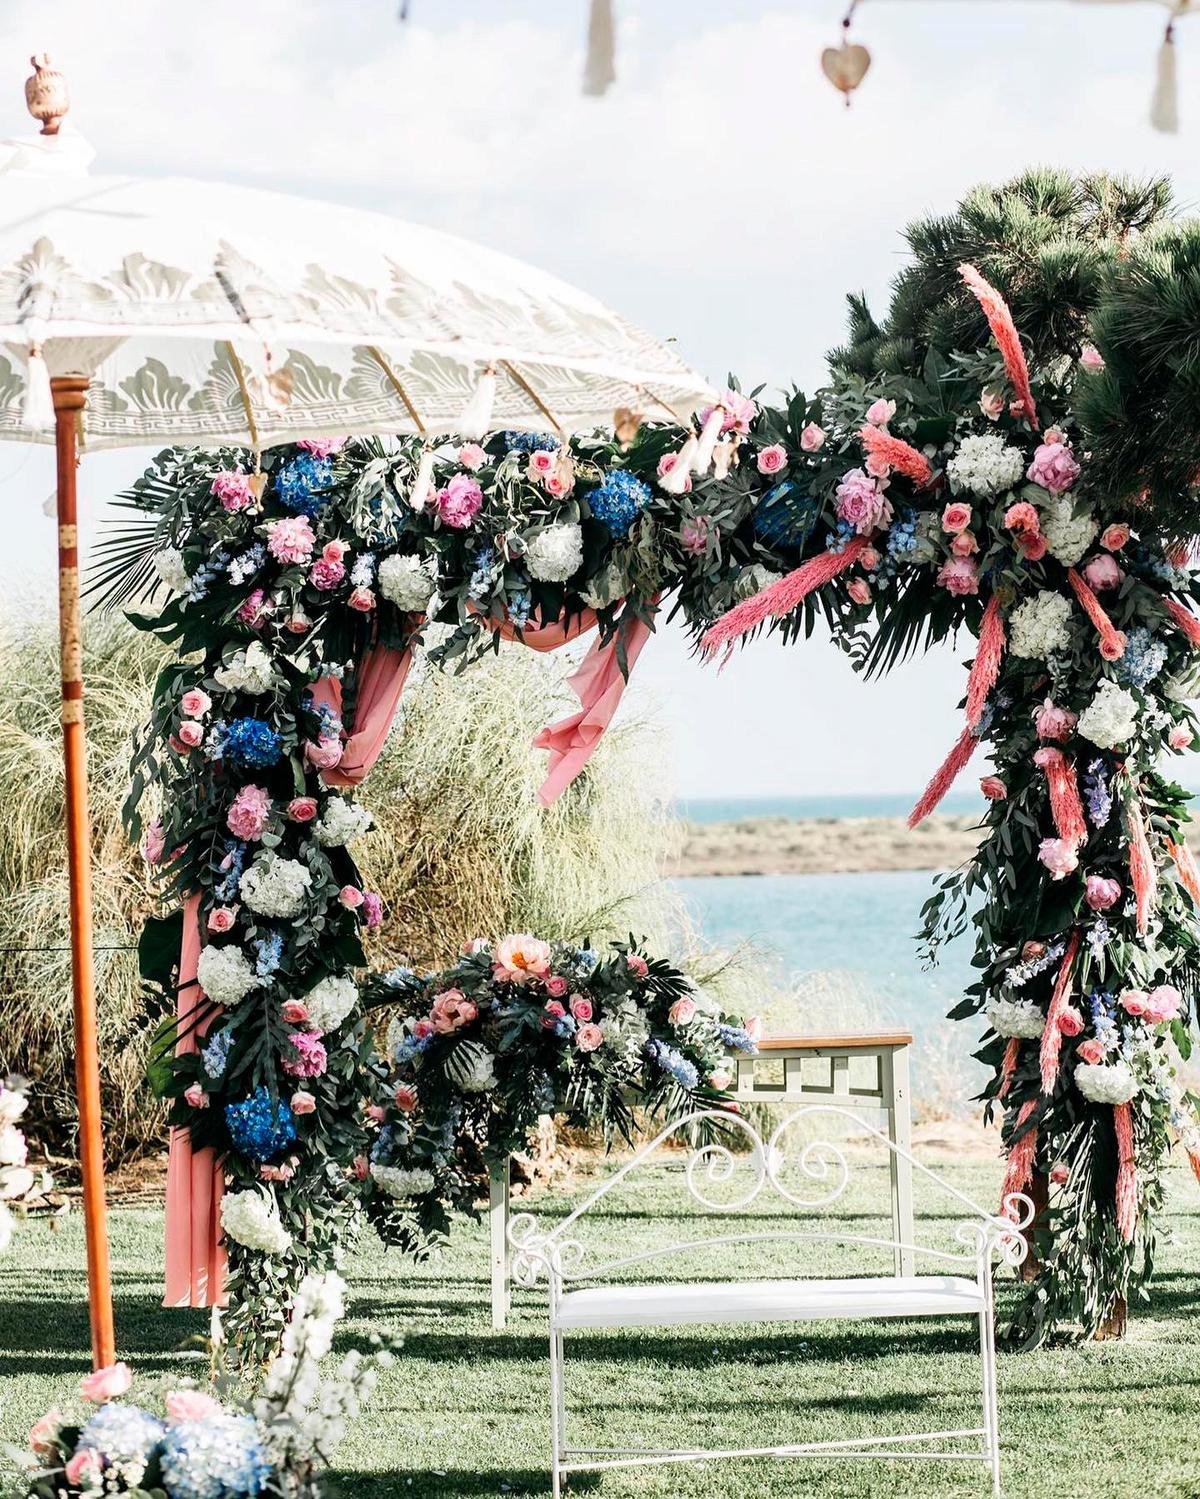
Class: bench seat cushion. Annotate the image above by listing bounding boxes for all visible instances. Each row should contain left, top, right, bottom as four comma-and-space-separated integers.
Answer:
554, 1275, 984, 1329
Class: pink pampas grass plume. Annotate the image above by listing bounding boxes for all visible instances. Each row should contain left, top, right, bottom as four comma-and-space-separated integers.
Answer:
1001, 1097, 1039, 1203
700, 534, 870, 662
1113, 1101, 1137, 1243
1039, 929, 1081, 1094
908, 725, 978, 829
1067, 568, 1127, 660
1167, 836, 1200, 907
999, 1037, 1021, 1100
858, 423, 932, 487
1033, 746, 1088, 849
1163, 596, 1200, 649
959, 263, 1039, 430
1124, 789, 1157, 937
965, 595, 1006, 729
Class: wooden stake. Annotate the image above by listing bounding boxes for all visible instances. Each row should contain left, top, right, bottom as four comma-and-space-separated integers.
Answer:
52, 375, 116, 1369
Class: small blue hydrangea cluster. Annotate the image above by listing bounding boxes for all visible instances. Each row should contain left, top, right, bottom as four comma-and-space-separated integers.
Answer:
1086, 915, 1110, 961
1088, 990, 1119, 1051
227, 543, 266, 586
752, 482, 819, 549
394, 1029, 436, 1068
887, 509, 920, 557
507, 589, 533, 628
1116, 626, 1168, 690
215, 839, 246, 902
370, 1123, 395, 1165
826, 517, 856, 555
224, 1086, 296, 1161
77, 1403, 165, 1469
504, 431, 559, 453
158, 1413, 271, 1499
468, 546, 496, 602
587, 470, 653, 537
645, 1038, 699, 1090
254, 931, 284, 977
186, 550, 229, 604
549, 1010, 577, 1040
223, 718, 283, 768
1083, 757, 1113, 828
202, 1027, 234, 1081
715, 1022, 757, 1054
274, 453, 334, 518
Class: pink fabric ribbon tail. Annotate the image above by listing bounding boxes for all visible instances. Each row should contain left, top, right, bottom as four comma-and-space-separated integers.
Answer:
311, 643, 416, 786
163, 893, 227, 1309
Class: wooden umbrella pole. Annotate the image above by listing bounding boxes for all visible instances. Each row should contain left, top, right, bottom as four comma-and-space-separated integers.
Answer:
52, 375, 116, 1369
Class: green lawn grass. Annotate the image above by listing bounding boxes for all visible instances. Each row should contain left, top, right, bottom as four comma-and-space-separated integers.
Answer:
2, 1151, 1198, 1499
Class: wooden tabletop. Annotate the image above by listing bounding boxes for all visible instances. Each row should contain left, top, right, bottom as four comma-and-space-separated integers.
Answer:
755, 1031, 913, 1051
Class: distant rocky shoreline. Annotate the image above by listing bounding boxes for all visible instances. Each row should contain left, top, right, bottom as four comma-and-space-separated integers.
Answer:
674, 813, 982, 877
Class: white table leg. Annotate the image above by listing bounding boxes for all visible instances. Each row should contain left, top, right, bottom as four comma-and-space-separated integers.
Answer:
489, 1157, 511, 1328
883, 1047, 915, 1276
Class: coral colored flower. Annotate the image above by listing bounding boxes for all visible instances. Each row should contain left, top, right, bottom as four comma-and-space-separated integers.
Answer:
458, 442, 486, 470
937, 556, 979, 596
1058, 1006, 1084, 1038
1145, 985, 1182, 1023
847, 578, 871, 606
288, 797, 319, 823
1077, 1039, 1105, 1065
436, 474, 484, 529
177, 719, 204, 749
212, 470, 255, 512
310, 557, 345, 591
1099, 633, 1127, 662
1119, 989, 1150, 1018
1085, 875, 1122, 911
1101, 523, 1130, 552
166, 1389, 222, 1422
394, 1084, 418, 1112
184, 1083, 209, 1109
1169, 725, 1193, 750
227, 784, 272, 841
80, 1362, 133, 1402
1080, 345, 1105, 370
575, 1022, 604, 1052
545, 975, 568, 999
181, 689, 211, 719
290, 1090, 317, 1115
1082, 554, 1121, 592
669, 996, 697, 1026
267, 515, 316, 564
28, 1410, 62, 1455
291, 609, 313, 632
322, 540, 347, 564
860, 546, 881, 570
1039, 837, 1079, 879
980, 776, 1007, 801
65, 1450, 102, 1486
569, 994, 593, 1021
281, 999, 309, 1024
865, 397, 896, 426
1034, 698, 1077, 742
493, 934, 552, 984
1020, 532, 1049, 562
627, 954, 649, 979
207, 906, 237, 934
348, 586, 376, 611
951, 531, 979, 558
1027, 441, 1081, 494
1050, 1161, 1070, 1185
1004, 501, 1041, 535
413, 1019, 434, 1041
756, 444, 788, 476
339, 885, 364, 909
942, 502, 972, 534
430, 988, 474, 1033
800, 422, 825, 452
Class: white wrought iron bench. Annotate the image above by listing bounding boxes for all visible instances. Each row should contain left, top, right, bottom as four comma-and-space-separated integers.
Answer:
509, 1104, 1031, 1497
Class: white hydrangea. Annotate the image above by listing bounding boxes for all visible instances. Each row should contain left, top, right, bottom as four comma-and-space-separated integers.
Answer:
220, 1188, 293, 1254
945, 433, 1026, 498
370, 1164, 436, 1199
304, 974, 358, 1033
214, 641, 275, 695
239, 854, 312, 918
1077, 680, 1139, 749
197, 943, 261, 1006
734, 564, 782, 601
1040, 494, 1100, 567
1008, 590, 1074, 659
986, 997, 1046, 1039
312, 798, 373, 848
377, 554, 436, 611
153, 547, 190, 593
1074, 1060, 1140, 1105
455, 1048, 497, 1093
580, 561, 626, 610
524, 523, 584, 583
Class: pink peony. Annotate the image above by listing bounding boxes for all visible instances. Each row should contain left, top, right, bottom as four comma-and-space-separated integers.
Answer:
865, 397, 896, 427
183, 1083, 209, 1109
627, 954, 649, 979
305, 737, 344, 770
1027, 440, 1081, 494
545, 975, 569, 999
1085, 875, 1122, 911
1169, 725, 1194, 750
430, 988, 476, 1033
493, 934, 552, 985
799, 422, 825, 452
176, 719, 204, 749
436, 474, 484, 529
237, 589, 269, 628
65, 1451, 102, 1486
1079, 345, 1105, 370
979, 389, 1005, 420
1145, 985, 1182, 1023
756, 444, 788, 476
282, 1030, 328, 1078
281, 999, 309, 1024
339, 885, 364, 910
212, 470, 255, 513
847, 578, 871, 606
1082, 554, 1122, 592
702, 388, 758, 436
458, 443, 487, 470
1058, 1006, 1084, 1038
348, 587, 376, 612
287, 796, 319, 822
1119, 989, 1150, 1018
142, 819, 166, 866
658, 451, 692, 492
942, 502, 972, 534
680, 517, 709, 555
207, 906, 237, 934
980, 776, 1007, 801
569, 994, 593, 1021
296, 437, 346, 458
835, 469, 892, 535
80, 1362, 133, 1403
267, 515, 316, 564
936, 556, 979, 596
575, 1022, 604, 1053
1003, 501, 1040, 535
1077, 1038, 1105, 1065
310, 557, 345, 591
181, 689, 211, 719
1101, 523, 1130, 552
166, 1389, 222, 1422
362, 891, 384, 927
669, 996, 697, 1026
1039, 837, 1079, 880
1035, 698, 1077, 742
226, 784, 272, 841
951, 531, 979, 558
394, 1084, 418, 1112
290, 1090, 317, 1115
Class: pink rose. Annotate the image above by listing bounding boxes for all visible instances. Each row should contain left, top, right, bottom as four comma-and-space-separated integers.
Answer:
1145, 984, 1182, 1023
184, 1084, 209, 1109
65, 1450, 102, 1486
1020, 532, 1049, 562
835, 469, 893, 535
542, 1000, 566, 1029
1058, 1006, 1084, 1038
288, 796, 319, 823
1119, 989, 1150, 1018
545, 975, 569, 998
865, 397, 896, 427
290, 1089, 317, 1115
569, 994, 593, 1021
1100, 632, 1128, 662
1038, 837, 1079, 880
1082, 554, 1122, 592
80, 1361, 133, 1403
1034, 698, 1077, 742
865, 450, 891, 480
979, 389, 1005, 420
860, 547, 881, 571
394, 1084, 418, 1113
756, 444, 788, 476
177, 718, 204, 749
207, 906, 237, 934
529, 449, 557, 477
227, 784, 272, 841
709, 1069, 732, 1091
431, 988, 474, 1033
1027, 441, 1081, 494
493, 934, 552, 985
847, 578, 871, 606
288, 611, 311, 634
211, 469, 255, 513
181, 689, 211, 719
544, 473, 573, 498
936, 556, 979, 596
237, 589, 270, 628
942, 502, 972, 534
1169, 725, 1193, 750
281, 999, 310, 1024
951, 531, 979, 558
305, 738, 344, 770
980, 776, 1007, 801
322, 540, 347, 564
348, 586, 376, 612
310, 557, 345, 591
799, 422, 825, 452
297, 436, 346, 458
436, 474, 484, 529
267, 515, 316, 564
366, 1104, 387, 1123
669, 996, 697, 1026
458, 443, 486, 470
657, 451, 692, 492
1085, 875, 1121, 911
339, 885, 364, 909
1077, 1039, 1105, 1065
28, 1410, 62, 1456
575, 1022, 604, 1053
1050, 1161, 1070, 1185
1080, 345, 1105, 370
1101, 523, 1130, 552
166, 1389, 222, 1422
627, 954, 649, 979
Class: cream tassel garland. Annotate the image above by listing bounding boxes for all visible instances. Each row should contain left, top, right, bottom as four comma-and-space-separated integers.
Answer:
657, 434, 699, 495
582, 0, 616, 96
690, 403, 727, 476
456, 367, 496, 438
407, 446, 436, 512
1150, 21, 1179, 134
22, 343, 54, 430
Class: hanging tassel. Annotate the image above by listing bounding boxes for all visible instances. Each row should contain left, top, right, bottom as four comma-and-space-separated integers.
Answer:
582, 0, 616, 96
959, 263, 1038, 429
1067, 568, 1127, 660
908, 726, 979, 829
22, 343, 54, 430
1167, 836, 1200, 906
1113, 1102, 1138, 1243
858, 423, 932, 487
1163, 596, 1200, 648
999, 1037, 1021, 1100
1150, 21, 1179, 134
965, 595, 1006, 729
457, 367, 496, 438
690, 404, 727, 476
1039, 930, 1081, 1094
1001, 1098, 1039, 1203
658, 433, 699, 495
1033, 747, 1088, 849
1124, 792, 1157, 937
700, 534, 870, 661
407, 446, 436, 512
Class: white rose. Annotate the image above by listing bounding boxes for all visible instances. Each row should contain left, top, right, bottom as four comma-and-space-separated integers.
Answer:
378, 554, 436, 612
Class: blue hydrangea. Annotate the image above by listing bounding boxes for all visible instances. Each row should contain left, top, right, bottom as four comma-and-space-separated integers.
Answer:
645, 1038, 699, 1090
468, 546, 496, 602
223, 718, 283, 769
507, 589, 532, 628
587, 470, 653, 537
1116, 626, 1168, 690
553, 1013, 578, 1039
227, 544, 266, 587
254, 931, 284, 977
76, 1403, 165, 1469
225, 1087, 296, 1161
715, 1022, 758, 1054
187, 559, 223, 604
1088, 990, 1119, 1052
383, 965, 418, 988
202, 1027, 234, 1081
158, 1413, 271, 1499
887, 509, 920, 556
215, 840, 246, 903
504, 431, 559, 453
752, 482, 819, 549
1084, 757, 1113, 829
394, 1031, 435, 1067
274, 453, 334, 518
370, 1124, 395, 1164
826, 517, 856, 555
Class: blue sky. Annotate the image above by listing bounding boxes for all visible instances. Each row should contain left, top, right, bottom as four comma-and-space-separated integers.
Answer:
3, 0, 1198, 795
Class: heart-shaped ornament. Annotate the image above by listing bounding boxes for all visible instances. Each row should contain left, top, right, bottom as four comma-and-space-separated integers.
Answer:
821, 41, 872, 99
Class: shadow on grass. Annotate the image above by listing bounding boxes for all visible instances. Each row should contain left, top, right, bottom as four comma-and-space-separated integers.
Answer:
325, 1467, 573, 1497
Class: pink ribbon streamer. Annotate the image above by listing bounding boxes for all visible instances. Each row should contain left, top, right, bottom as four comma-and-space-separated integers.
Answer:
310, 643, 416, 786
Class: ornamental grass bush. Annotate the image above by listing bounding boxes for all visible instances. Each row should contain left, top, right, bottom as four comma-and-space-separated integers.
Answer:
0, 608, 677, 1164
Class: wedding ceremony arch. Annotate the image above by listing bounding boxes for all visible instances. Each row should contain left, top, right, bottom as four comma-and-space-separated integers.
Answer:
92, 168, 1200, 1357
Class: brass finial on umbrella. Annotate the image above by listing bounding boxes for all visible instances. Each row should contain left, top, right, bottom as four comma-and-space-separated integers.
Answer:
25, 54, 70, 136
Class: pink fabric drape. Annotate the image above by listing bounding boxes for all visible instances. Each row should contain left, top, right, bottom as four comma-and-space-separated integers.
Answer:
310, 643, 416, 786
163, 894, 227, 1308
